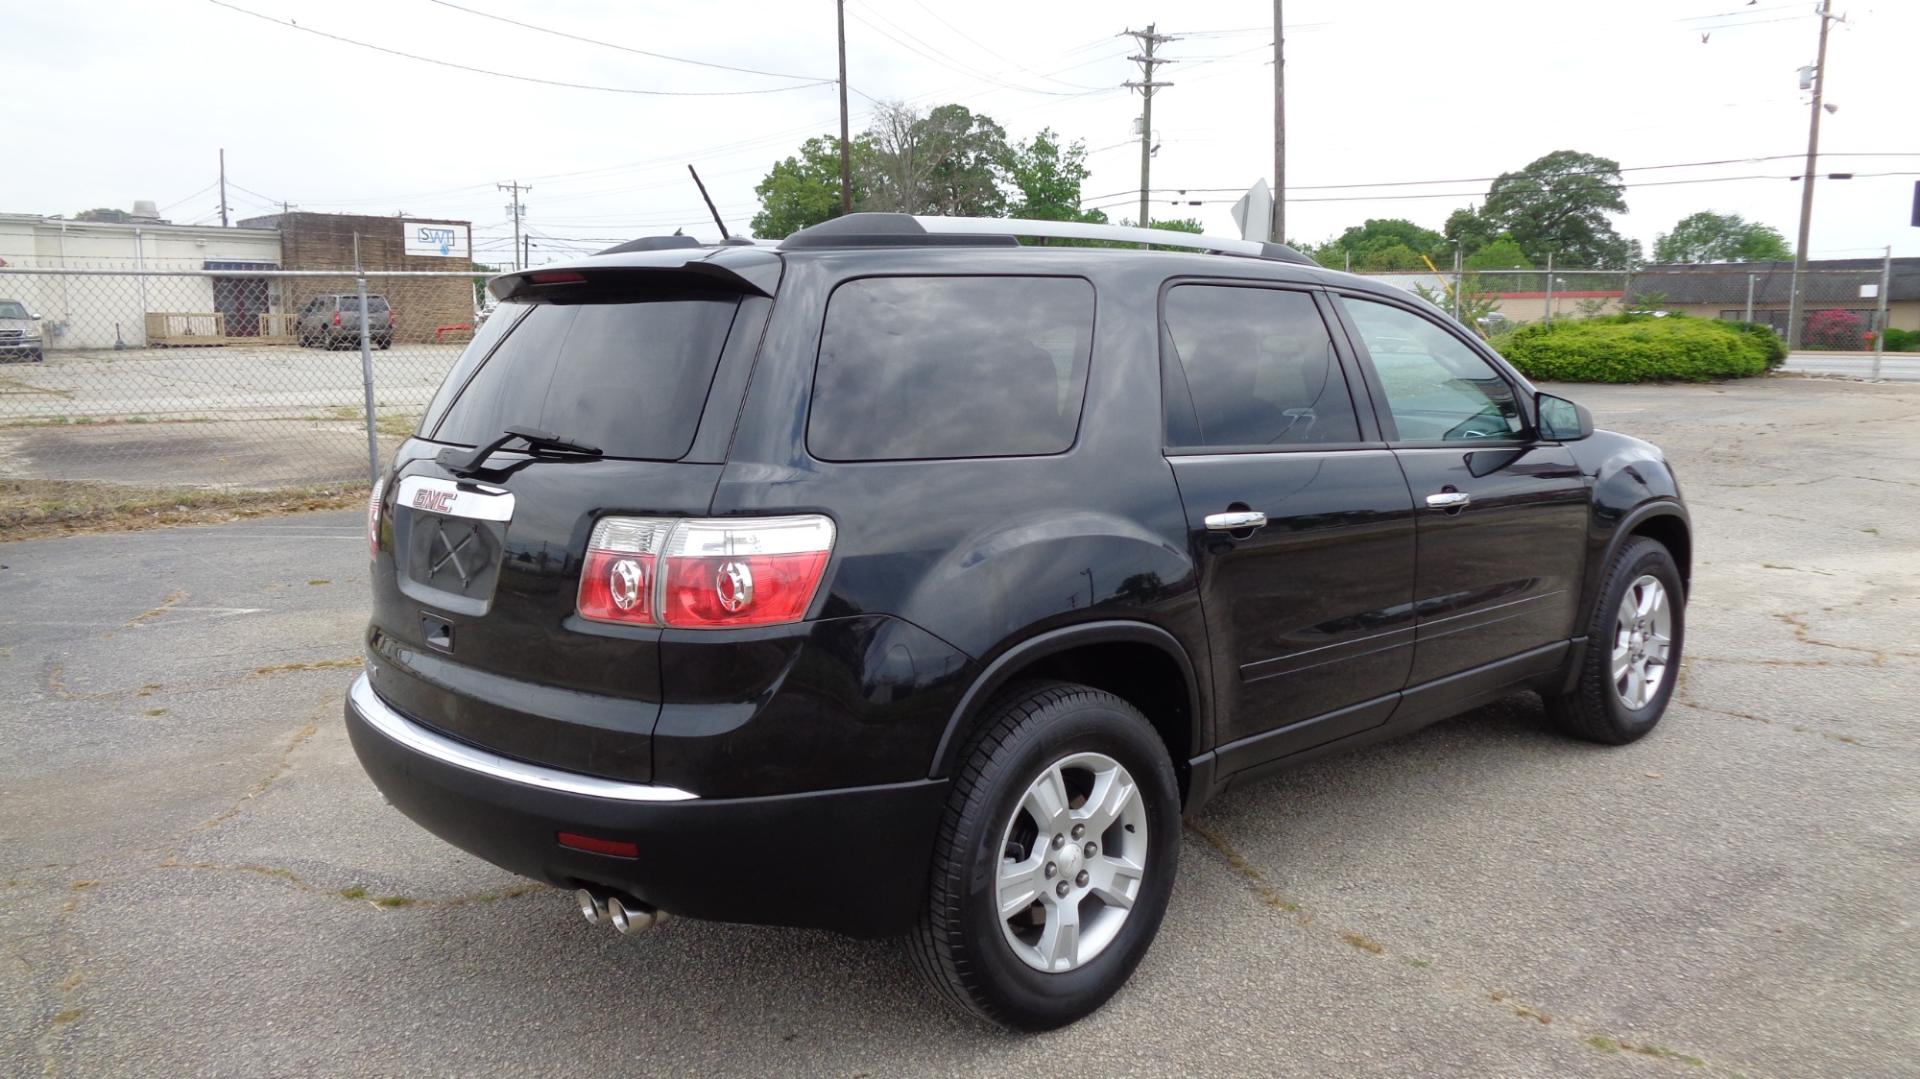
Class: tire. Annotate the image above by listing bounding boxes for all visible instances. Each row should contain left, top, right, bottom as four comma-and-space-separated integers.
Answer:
29, 349, 42, 363
1547, 536, 1685, 745
908, 681, 1180, 1030
377, 335, 392, 351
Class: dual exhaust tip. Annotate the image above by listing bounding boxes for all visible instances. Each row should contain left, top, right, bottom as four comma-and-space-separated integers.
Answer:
575, 887, 667, 935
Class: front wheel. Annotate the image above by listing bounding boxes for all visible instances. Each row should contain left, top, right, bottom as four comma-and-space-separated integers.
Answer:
908, 682, 1180, 1030
1547, 536, 1686, 744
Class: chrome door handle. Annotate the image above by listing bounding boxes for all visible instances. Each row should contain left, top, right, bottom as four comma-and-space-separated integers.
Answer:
1425, 491, 1471, 510
1204, 510, 1268, 532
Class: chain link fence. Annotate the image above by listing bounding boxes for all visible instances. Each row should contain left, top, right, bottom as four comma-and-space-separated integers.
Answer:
1359, 265, 1897, 350
0, 267, 483, 492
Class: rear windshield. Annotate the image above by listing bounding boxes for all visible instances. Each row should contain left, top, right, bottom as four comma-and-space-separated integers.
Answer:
808, 276, 1095, 461
341, 296, 389, 313
423, 292, 742, 461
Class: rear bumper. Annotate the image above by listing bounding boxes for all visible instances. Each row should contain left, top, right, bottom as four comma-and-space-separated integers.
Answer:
345, 674, 948, 937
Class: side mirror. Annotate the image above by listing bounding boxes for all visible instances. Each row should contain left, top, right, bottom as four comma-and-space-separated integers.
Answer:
1536, 392, 1593, 441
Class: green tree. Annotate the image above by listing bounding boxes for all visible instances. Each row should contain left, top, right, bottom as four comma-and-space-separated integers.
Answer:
1652, 211, 1792, 264
74, 207, 131, 223
1481, 150, 1634, 268
861, 102, 1009, 217
1465, 237, 1531, 271
1443, 206, 1498, 256
750, 135, 872, 240
1318, 218, 1446, 271
1004, 128, 1106, 224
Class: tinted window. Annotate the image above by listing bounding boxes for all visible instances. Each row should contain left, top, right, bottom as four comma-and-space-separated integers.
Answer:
340, 296, 389, 312
1342, 297, 1524, 442
808, 276, 1094, 461
428, 293, 741, 460
1162, 285, 1360, 447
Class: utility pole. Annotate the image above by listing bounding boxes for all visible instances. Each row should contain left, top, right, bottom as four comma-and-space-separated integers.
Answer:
522, 234, 533, 270
499, 181, 530, 273
1871, 245, 1891, 380
1271, 1, 1285, 244
1123, 24, 1176, 229
837, 0, 852, 215
218, 148, 229, 228
1787, 0, 1840, 351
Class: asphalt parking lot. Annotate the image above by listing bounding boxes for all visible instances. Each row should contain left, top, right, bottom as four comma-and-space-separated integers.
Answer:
0, 345, 459, 486
3, 376, 1916, 1077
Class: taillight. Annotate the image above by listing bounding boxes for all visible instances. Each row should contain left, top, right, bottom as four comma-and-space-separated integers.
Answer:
576, 517, 673, 625
577, 515, 835, 629
332, 310, 342, 326
366, 476, 384, 558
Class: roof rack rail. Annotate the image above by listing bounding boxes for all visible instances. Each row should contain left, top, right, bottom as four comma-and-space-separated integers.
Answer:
778, 212, 1318, 266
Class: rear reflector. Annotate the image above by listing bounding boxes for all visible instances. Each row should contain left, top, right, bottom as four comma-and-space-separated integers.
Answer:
530, 271, 587, 285
557, 832, 639, 858
577, 514, 835, 629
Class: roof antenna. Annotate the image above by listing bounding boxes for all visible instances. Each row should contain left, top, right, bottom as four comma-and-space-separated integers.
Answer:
687, 165, 729, 241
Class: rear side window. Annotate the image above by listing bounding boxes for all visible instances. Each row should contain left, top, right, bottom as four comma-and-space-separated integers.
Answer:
808, 276, 1094, 461
426, 292, 742, 461
1162, 285, 1360, 447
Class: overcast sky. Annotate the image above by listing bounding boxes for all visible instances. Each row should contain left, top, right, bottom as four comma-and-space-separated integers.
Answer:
9, 0, 1916, 263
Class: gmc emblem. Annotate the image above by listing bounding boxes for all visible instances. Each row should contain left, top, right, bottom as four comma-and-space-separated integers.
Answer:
413, 489, 457, 513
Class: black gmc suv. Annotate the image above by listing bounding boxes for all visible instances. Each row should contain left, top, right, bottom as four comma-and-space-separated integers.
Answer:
347, 214, 1689, 1030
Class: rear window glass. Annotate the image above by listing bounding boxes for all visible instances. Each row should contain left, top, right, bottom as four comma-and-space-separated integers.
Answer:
426, 293, 742, 461
339, 296, 388, 312
808, 276, 1095, 461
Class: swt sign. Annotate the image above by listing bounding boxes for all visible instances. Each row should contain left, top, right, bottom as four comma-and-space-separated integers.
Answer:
403, 221, 470, 259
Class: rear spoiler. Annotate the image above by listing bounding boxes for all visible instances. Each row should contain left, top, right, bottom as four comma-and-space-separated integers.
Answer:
488, 249, 779, 303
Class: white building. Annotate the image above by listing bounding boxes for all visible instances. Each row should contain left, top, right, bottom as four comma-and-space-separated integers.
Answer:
0, 205, 282, 349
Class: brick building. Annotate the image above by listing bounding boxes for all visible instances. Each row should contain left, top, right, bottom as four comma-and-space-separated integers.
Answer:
239, 212, 476, 344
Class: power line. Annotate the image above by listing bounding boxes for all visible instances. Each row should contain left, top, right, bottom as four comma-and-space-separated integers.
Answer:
902, 0, 1107, 91
425, 0, 834, 82
846, 3, 1091, 96
206, 1, 838, 96
1142, 152, 1920, 195
1086, 169, 1920, 210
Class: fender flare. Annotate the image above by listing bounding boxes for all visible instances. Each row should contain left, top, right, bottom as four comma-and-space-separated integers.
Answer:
1582, 498, 1691, 623
927, 620, 1205, 779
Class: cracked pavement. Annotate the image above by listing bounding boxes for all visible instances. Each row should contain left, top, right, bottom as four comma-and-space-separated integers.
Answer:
2, 377, 1916, 1076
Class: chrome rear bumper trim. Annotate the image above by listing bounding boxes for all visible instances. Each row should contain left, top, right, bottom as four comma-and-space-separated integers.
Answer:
348, 673, 696, 802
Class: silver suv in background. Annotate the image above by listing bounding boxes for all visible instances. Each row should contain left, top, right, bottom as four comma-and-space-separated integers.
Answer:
297, 294, 394, 350
0, 299, 44, 362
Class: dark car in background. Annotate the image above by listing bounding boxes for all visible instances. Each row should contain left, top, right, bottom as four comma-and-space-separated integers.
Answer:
345, 214, 1691, 1030
297, 293, 393, 349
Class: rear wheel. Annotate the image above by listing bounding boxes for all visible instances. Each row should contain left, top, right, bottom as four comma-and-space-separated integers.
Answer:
1547, 536, 1685, 744
908, 682, 1179, 1030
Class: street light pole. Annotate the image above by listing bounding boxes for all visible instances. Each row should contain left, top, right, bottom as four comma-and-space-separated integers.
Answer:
1787, 0, 1839, 351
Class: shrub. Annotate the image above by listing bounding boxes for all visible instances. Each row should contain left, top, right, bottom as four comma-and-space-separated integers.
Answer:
1495, 314, 1772, 382
1883, 327, 1920, 352
1723, 320, 1788, 367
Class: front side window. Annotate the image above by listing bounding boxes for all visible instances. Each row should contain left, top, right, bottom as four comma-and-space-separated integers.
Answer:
1162, 285, 1360, 447
808, 276, 1095, 461
1341, 297, 1524, 442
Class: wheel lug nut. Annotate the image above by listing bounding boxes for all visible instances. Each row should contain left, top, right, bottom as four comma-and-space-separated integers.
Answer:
1055, 881, 1071, 898
1084, 842, 1096, 857
1051, 834, 1065, 850
1075, 870, 1089, 887
1044, 863, 1057, 879
1071, 823, 1085, 840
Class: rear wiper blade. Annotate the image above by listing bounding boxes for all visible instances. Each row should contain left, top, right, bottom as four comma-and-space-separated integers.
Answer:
436, 425, 603, 477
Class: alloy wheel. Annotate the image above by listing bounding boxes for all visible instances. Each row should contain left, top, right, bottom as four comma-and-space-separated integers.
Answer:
1613, 574, 1673, 710
995, 751, 1149, 973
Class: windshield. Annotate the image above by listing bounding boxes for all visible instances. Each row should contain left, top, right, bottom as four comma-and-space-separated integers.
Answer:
0, 301, 29, 319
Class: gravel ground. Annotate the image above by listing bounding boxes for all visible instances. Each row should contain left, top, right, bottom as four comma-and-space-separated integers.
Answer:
2, 377, 1915, 1077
